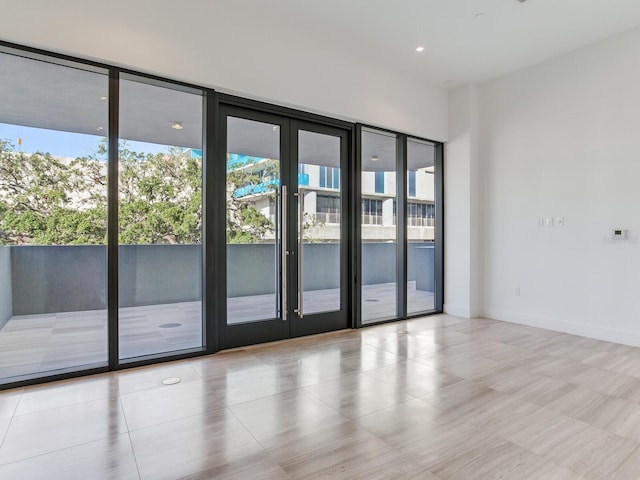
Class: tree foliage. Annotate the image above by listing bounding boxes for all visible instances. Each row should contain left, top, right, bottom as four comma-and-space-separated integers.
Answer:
0, 139, 203, 245
118, 143, 202, 244
0, 139, 288, 246
226, 156, 278, 244
0, 139, 107, 245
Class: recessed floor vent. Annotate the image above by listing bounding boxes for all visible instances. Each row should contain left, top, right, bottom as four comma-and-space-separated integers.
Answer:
162, 377, 181, 385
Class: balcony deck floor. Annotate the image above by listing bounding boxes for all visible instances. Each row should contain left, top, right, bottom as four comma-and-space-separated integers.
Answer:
0, 282, 433, 381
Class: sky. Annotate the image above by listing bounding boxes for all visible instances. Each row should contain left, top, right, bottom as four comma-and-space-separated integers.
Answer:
0, 123, 171, 159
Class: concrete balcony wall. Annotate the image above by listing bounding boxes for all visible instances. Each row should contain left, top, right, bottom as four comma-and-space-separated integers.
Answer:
12, 245, 107, 316
227, 244, 277, 297
362, 242, 435, 290
119, 245, 202, 308
0, 247, 12, 328
11, 245, 201, 316
409, 243, 435, 292
8, 242, 434, 316
226, 243, 342, 297
362, 243, 397, 285
303, 243, 341, 291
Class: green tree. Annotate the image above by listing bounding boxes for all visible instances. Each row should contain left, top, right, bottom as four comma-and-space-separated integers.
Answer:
0, 139, 284, 246
0, 139, 204, 245
0, 139, 107, 245
118, 144, 202, 244
226, 156, 278, 244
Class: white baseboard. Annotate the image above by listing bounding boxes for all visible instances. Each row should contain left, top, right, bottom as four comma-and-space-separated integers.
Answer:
443, 304, 472, 318
484, 307, 640, 348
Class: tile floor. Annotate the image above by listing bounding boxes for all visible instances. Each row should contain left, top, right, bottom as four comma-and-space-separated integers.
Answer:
4, 315, 640, 478
0, 282, 434, 379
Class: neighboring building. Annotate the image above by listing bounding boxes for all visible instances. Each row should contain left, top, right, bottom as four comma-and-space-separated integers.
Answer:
229, 154, 435, 242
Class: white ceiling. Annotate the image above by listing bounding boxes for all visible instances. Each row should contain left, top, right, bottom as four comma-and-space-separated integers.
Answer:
3, 1, 640, 90
2, 0, 640, 146
250, 0, 640, 87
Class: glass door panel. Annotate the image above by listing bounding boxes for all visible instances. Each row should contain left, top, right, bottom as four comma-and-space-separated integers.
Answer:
407, 139, 436, 315
226, 116, 281, 324
220, 106, 349, 348
297, 130, 341, 316
360, 129, 398, 324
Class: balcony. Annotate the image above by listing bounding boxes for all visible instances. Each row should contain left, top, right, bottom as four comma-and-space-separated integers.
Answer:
408, 216, 435, 227
0, 242, 435, 380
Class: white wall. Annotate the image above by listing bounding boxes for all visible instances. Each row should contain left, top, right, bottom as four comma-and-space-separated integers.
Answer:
444, 85, 482, 318
0, 0, 447, 141
478, 26, 640, 345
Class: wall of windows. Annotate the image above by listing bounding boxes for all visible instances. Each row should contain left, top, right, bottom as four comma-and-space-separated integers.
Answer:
0, 41, 443, 388
0, 45, 206, 386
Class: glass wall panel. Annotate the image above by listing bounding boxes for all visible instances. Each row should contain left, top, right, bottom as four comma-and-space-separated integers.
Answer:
407, 139, 436, 315
0, 50, 109, 380
361, 129, 398, 324
118, 76, 203, 359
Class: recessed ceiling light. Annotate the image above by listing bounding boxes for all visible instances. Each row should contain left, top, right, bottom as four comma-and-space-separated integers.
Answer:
100, 96, 107, 101
171, 121, 183, 130
370, 155, 379, 162
272, 126, 278, 132
96, 126, 104, 131
415, 46, 424, 53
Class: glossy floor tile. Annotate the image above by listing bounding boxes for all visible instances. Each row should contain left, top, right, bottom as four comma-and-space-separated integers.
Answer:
0, 283, 433, 380
0, 434, 140, 480
4, 314, 640, 478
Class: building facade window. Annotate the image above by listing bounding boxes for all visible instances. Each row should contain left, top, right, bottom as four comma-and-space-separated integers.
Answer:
361, 198, 383, 225
315, 194, 341, 224
374, 171, 385, 194
374, 172, 384, 193
407, 202, 434, 226
408, 170, 416, 197
317, 194, 340, 214
319, 166, 340, 189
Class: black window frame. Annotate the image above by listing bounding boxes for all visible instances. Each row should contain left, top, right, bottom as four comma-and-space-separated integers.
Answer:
0, 40, 444, 390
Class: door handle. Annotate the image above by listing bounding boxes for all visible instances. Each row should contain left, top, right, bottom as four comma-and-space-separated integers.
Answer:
280, 185, 287, 321
295, 190, 304, 318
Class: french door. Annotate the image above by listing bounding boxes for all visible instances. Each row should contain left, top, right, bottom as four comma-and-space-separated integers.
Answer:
219, 104, 350, 348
